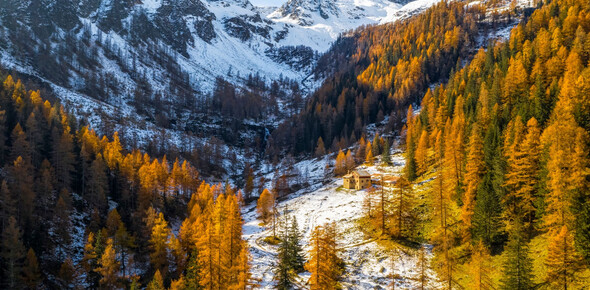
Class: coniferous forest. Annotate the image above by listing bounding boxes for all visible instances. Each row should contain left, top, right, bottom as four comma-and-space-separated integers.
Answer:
402, 0, 590, 287
0, 74, 250, 288
0, 0, 589, 289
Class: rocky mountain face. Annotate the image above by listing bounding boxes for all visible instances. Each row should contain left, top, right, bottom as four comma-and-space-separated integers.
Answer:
277, 0, 340, 24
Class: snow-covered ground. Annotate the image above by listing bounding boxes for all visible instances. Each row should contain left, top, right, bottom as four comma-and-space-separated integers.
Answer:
243, 152, 438, 289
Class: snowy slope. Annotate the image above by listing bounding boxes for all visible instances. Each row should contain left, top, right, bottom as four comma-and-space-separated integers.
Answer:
176, 0, 445, 90
243, 152, 439, 289
0, 0, 444, 95
268, 0, 441, 51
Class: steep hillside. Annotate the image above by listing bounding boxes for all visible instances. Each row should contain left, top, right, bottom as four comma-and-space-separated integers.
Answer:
0, 0, 449, 172
0, 72, 254, 289
270, 0, 531, 156
404, 0, 590, 287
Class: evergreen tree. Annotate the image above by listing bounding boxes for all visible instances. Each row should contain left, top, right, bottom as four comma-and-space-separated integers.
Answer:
274, 241, 295, 289
286, 217, 305, 273
274, 215, 306, 289
372, 133, 382, 156
405, 106, 417, 181
472, 120, 504, 247
382, 138, 391, 165
500, 232, 534, 290
1, 216, 25, 289
184, 249, 200, 289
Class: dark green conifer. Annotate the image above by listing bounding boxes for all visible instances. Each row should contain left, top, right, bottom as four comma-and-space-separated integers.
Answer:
500, 231, 534, 290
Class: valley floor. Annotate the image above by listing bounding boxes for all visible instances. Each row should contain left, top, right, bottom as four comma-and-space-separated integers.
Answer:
242, 153, 438, 289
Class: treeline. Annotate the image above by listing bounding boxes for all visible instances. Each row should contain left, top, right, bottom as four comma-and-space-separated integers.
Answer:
0, 74, 250, 288
270, 0, 507, 156
404, 0, 590, 287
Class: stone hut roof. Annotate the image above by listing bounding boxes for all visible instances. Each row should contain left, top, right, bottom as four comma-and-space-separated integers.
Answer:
355, 170, 371, 177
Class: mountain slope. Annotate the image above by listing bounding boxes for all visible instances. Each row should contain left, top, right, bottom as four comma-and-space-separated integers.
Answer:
0, 0, 445, 160
0, 0, 443, 95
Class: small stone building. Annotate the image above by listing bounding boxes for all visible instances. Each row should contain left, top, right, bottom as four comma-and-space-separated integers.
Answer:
343, 173, 354, 189
343, 170, 372, 190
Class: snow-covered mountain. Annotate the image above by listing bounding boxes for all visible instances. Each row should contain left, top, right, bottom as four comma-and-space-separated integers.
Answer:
268, 0, 438, 51
0, 0, 445, 157
0, 0, 441, 96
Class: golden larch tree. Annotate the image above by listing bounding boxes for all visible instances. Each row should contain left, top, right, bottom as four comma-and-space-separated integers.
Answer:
149, 212, 171, 274
461, 124, 484, 242
545, 225, 584, 289
415, 129, 429, 176
467, 242, 493, 290
305, 223, 342, 289
503, 117, 541, 234
96, 238, 120, 288
257, 188, 275, 224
